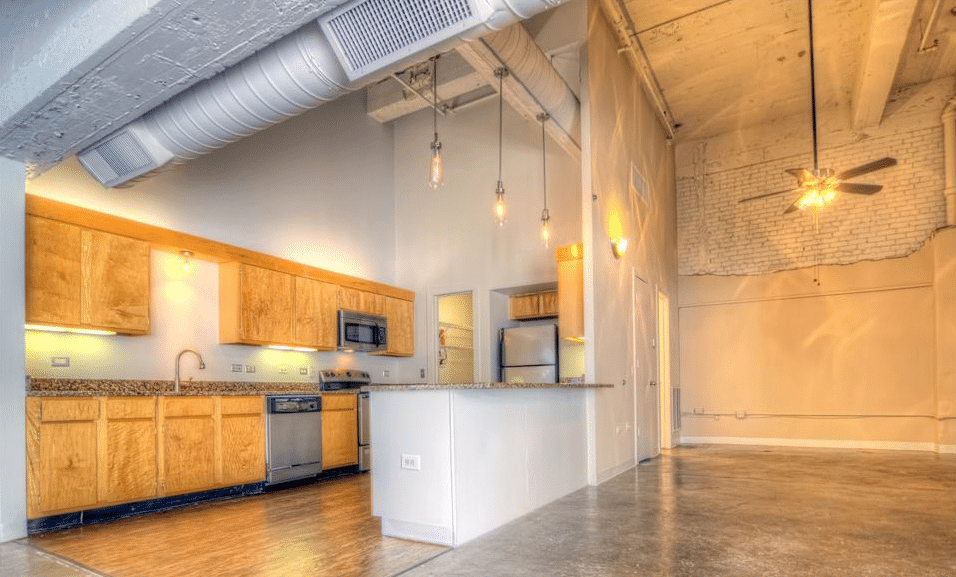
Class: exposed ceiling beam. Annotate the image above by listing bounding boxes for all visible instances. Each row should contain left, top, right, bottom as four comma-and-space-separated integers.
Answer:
851, 0, 921, 130
598, 0, 676, 139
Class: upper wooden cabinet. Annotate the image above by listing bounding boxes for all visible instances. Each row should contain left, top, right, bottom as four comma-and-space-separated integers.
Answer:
26, 216, 150, 334
510, 291, 558, 320
373, 297, 414, 357
557, 244, 584, 341
219, 262, 295, 346
338, 286, 386, 316
293, 276, 338, 350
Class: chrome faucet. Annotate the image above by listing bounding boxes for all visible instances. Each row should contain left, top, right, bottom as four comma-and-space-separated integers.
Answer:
174, 349, 206, 393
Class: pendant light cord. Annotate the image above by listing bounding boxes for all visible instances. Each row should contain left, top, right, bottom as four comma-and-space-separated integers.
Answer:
541, 115, 548, 211
808, 0, 818, 172
432, 56, 439, 142
497, 69, 504, 181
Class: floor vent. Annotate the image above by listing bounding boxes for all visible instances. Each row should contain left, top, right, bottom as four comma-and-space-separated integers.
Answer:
321, 0, 478, 81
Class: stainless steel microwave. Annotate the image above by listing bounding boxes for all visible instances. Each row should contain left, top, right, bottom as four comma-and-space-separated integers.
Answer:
338, 310, 387, 352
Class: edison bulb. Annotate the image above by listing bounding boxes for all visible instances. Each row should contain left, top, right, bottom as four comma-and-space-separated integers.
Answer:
429, 140, 443, 189
494, 181, 506, 226
540, 208, 551, 248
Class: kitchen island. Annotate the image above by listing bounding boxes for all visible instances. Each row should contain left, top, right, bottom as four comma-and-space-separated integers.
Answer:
367, 381, 611, 547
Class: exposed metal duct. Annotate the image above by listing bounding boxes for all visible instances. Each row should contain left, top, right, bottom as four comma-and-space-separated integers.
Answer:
78, 0, 567, 188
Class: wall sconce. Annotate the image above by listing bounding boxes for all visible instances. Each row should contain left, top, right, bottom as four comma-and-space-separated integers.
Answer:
180, 250, 193, 271
611, 237, 628, 259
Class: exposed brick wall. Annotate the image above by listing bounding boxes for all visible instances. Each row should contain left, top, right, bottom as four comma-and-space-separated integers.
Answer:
678, 125, 947, 275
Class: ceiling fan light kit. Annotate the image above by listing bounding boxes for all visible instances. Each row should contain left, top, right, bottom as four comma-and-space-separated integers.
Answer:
739, 0, 897, 214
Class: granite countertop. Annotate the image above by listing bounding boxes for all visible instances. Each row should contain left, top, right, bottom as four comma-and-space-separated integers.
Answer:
365, 382, 614, 391
27, 378, 329, 397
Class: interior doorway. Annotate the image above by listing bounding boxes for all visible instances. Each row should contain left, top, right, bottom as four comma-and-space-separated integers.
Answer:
633, 276, 660, 462
657, 290, 675, 449
436, 292, 475, 384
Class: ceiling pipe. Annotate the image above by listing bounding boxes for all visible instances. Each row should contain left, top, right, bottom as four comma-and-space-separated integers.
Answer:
78, 0, 569, 188
941, 92, 956, 226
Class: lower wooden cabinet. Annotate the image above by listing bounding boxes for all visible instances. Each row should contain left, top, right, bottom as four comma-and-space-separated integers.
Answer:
322, 394, 358, 469
27, 395, 266, 519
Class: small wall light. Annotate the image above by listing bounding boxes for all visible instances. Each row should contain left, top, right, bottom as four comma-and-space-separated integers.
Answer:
180, 250, 193, 271
611, 237, 628, 259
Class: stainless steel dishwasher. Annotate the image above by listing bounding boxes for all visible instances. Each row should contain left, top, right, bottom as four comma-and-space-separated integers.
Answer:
265, 395, 322, 485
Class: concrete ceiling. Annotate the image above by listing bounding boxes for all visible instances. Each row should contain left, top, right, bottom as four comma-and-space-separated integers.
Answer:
617, 0, 956, 142
2, 0, 955, 175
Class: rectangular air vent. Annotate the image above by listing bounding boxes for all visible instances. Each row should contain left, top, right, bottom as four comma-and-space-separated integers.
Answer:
319, 0, 481, 81
78, 123, 175, 188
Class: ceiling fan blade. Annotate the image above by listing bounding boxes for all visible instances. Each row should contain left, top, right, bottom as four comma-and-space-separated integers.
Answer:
784, 200, 801, 214
834, 157, 897, 181
739, 188, 795, 203
834, 182, 882, 195
785, 168, 813, 180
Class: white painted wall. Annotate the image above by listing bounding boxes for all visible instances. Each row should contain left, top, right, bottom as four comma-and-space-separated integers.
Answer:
24, 90, 401, 383
583, 3, 679, 482
370, 387, 588, 547
392, 99, 583, 385
0, 157, 27, 541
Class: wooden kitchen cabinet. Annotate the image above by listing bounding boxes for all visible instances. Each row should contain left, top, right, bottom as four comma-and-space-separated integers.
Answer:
99, 397, 157, 505
26, 216, 150, 334
26, 397, 100, 518
220, 396, 265, 486
220, 262, 295, 345
294, 276, 338, 350
557, 244, 584, 341
322, 394, 358, 469
509, 291, 558, 320
372, 297, 415, 357
338, 286, 386, 316
160, 397, 216, 496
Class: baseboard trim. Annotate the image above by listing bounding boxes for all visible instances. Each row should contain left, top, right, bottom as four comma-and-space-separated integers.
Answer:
680, 436, 945, 453
27, 482, 266, 534
595, 458, 636, 485
380, 517, 454, 547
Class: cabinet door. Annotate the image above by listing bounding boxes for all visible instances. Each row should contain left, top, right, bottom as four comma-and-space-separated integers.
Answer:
379, 297, 414, 357
100, 397, 157, 504
220, 262, 294, 345
557, 244, 584, 341
221, 397, 265, 485
26, 397, 100, 518
539, 291, 559, 317
294, 276, 338, 350
25, 216, 82, 327
510, 294, 541, 320
338, 286, 385, 315
81, 230, 151, 333
161, 398, 216, 495
322, 399, 358, 469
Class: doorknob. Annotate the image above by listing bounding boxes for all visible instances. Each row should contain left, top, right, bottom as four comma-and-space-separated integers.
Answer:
649, 381, 657, 387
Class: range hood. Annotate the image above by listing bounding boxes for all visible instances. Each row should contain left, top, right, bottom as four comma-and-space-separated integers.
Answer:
78, 0, 566, 188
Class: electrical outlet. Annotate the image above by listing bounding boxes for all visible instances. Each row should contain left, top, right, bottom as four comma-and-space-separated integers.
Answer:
278, 365, 288, 374
299, 367, 308, 376
383, 369, 390, 378
50, 357, 70, 367
420, 368, 425, 378
693, 407, 705, 415
245, 365, 256, 373
231, 364, 243, 373
401, 454, 421, 471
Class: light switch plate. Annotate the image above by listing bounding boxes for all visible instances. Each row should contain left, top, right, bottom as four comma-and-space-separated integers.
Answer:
245, 365, 256, 373
299, 367, 308, 375
50, 357, 70, 367
232, 364, 243, 373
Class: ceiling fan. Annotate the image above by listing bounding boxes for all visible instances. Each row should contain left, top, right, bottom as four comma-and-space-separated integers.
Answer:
739, 0, 897, 214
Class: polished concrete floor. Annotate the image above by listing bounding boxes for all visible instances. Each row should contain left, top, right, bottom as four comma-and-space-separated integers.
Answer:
4, 445, 954, 576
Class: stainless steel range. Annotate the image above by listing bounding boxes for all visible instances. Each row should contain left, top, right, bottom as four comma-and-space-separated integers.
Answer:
265, 395, 322, 485
319, 369, 372, 471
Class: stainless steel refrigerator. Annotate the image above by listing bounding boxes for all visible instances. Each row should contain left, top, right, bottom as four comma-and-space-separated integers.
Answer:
500, 324, 558, 383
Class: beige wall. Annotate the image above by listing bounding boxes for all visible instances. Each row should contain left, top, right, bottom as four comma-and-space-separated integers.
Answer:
584, 1, 679, 481
679, 231, 955, 452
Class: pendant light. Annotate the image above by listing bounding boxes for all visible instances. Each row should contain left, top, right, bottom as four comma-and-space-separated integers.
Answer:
537, 112, 551, 247
493, 67, 509, 226
428, 56, 443, 189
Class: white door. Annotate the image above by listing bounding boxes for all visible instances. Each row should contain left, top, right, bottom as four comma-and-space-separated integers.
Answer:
634, 277, 660, 461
